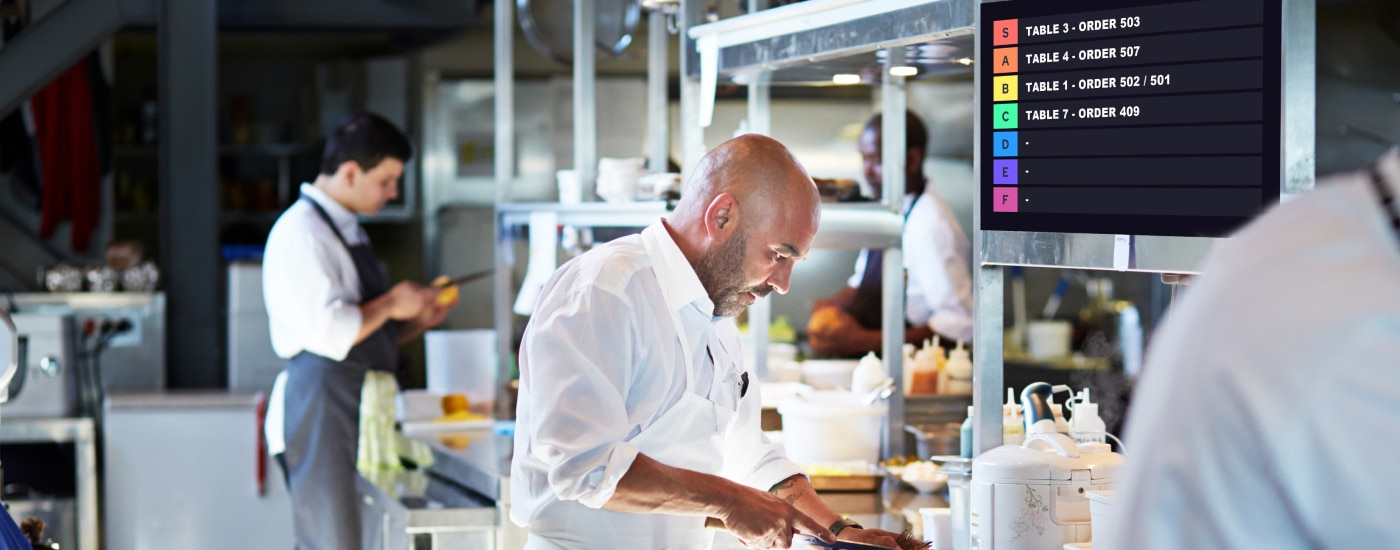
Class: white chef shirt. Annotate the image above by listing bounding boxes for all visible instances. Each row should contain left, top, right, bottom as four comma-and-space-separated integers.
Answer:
1108, 148, 1400, 550
262, 183, 367, 361
510, 222, 802, 526
262, 183, 369, 455
848, 188, 974, 342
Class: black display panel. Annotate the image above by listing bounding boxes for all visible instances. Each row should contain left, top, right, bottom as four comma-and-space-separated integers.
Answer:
979, 0, 1281, 237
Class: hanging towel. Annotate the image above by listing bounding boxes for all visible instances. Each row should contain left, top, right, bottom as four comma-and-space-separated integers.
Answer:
32, 60, 101, 252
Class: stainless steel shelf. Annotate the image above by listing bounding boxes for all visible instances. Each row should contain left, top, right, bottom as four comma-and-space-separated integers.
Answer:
496, 202, 903, 250
686, 0, 975, 85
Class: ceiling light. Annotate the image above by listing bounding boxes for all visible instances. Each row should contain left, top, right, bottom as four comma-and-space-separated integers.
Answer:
957, 57, 974, 66
889, 66, 918, 77
832, 74, 861, 85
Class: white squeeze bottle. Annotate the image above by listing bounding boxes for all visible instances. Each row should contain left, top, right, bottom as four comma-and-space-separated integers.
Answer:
1002, 388, 1025, 446
1069, 388, 1107, 445
944, 341, 971, 394
851, 351, 886, 395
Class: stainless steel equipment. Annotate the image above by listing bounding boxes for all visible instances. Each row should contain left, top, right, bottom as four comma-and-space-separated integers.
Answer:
9, 292, 166, 391
0, 314, 78, 418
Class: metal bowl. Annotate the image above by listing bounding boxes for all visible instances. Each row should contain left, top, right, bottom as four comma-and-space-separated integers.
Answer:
517, 0, 641, 65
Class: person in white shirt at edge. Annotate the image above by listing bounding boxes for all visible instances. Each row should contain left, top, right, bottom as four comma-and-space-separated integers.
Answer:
807, 111, 973, 357
512, 134, 926, 550
261, 112, 458, 550
1106, 148, 1400, 549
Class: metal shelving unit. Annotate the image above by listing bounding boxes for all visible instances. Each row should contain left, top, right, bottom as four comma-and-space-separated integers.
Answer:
682, 0, 980, 459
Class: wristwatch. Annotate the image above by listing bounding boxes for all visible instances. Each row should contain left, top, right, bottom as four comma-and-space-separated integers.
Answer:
829, 517, 864, 536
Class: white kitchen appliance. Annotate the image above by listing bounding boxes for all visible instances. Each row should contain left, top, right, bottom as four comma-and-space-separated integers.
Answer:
970, 383, 1122, 550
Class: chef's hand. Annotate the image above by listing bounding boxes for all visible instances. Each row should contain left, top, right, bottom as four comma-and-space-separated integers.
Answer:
386, 281, 438, 321
718, 489, 833, 549
840, 527, 928, 550
807, 306, 862, 355
417, 289, 458, 329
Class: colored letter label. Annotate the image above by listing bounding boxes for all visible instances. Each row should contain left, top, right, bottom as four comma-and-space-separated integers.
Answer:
994, 76, 1018, 101
994, 160, 1018, 184
994, 19, 1018, 46
994, 104, 1018, 130
993, 132, 1018, 156
994, 187, 1019, 212
994, 47, 1018, 74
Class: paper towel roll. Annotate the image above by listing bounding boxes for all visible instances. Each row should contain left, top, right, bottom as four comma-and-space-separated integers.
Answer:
425, 329, 498, 414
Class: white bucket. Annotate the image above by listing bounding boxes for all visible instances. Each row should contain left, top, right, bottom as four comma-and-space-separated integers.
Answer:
425, 329, 498, 414
778, 391, 886, 465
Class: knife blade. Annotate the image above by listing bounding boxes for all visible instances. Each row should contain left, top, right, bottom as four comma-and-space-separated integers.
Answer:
433, 268, 495, 287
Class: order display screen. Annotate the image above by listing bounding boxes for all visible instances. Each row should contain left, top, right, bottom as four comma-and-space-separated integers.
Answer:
979, 0, 1281, 237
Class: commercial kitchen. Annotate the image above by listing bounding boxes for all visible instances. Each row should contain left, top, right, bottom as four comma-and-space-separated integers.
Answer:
0, 0, 1386, 548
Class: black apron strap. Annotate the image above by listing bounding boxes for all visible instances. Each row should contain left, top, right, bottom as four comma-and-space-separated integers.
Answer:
847, 192, 922, 330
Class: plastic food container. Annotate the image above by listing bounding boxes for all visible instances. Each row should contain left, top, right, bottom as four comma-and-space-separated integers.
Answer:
778, 390, 885, 465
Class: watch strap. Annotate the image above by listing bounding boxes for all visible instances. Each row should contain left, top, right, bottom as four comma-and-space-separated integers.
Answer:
829, 517, 864, 536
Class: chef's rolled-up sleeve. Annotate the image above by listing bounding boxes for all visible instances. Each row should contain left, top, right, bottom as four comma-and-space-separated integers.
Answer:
520, 283, 641, 509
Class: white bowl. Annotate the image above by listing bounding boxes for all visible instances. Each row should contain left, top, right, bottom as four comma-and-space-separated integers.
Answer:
902, 473, 948, 494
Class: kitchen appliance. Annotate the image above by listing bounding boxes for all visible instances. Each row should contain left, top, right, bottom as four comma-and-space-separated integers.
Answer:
9, 292, 165, 392
970, 384, 1122, 550
0, 314, 78, 418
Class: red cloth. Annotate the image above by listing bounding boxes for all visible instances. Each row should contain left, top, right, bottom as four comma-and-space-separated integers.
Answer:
31, 61, 101, 253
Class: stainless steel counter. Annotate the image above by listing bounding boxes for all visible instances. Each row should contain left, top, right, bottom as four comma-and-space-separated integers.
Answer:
356, 470, 499, 550
714, 477, 948, 549
404, 423, 948, 549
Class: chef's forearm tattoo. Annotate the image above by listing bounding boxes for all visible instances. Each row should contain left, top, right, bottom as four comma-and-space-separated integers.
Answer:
768, 474, 804, 505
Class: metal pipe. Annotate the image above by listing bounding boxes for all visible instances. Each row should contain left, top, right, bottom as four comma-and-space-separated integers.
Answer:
648, 9, 670, 175
575, 0, 598, 201
494, 0, 517, 419
880, 48, 908, 458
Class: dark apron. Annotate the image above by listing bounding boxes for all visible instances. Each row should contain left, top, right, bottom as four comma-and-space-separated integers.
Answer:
281, 194, 399, 550
847, 193, 921, 330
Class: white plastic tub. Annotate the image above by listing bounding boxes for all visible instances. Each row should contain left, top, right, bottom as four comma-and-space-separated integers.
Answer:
1085, 489, 1115, 545
778, 390, 886, 465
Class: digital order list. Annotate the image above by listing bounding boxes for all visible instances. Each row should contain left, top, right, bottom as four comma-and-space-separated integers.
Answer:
979, 0, 1280, 237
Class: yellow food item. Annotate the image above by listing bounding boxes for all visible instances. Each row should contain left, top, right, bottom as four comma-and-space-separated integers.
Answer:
436, 285, 459, 306
808, 307, 845, 335
802, 464, 852, 477
431, 275, 459, 306
440, 435, 473, 450
442, 394, 470, 415
880, 455, 917, 467
435, 410, 487, 422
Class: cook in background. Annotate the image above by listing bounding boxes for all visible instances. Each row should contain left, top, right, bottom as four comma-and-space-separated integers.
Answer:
512, 134, 924, 550
1109, 147, 1400, 549
808, 111, 974, 357
260, 112, 458, 550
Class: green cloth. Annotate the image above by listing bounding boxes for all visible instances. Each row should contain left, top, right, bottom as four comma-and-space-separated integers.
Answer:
357, 371, 402, 473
